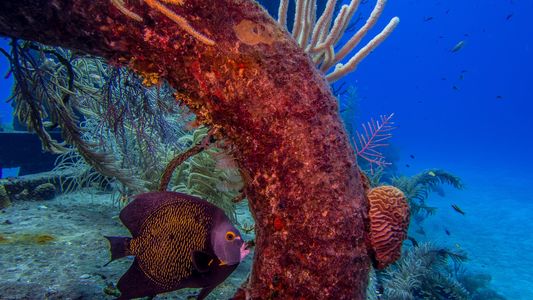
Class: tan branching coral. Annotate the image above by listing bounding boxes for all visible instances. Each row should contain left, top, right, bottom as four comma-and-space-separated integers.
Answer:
110, 0, 143, 22
367, 185, 410, 269
145, 0, 215, 46
110, 0, 214, 45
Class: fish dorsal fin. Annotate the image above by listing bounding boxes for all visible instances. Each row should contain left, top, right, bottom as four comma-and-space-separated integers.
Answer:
120, 191, 206, 237
192, 251, 213, 273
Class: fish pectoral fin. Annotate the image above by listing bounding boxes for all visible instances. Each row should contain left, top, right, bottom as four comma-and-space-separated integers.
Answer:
192, 251, 213, 273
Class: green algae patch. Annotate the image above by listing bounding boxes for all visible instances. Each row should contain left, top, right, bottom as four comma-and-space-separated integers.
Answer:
33, 234, 56, 244
0, 233, 56, 245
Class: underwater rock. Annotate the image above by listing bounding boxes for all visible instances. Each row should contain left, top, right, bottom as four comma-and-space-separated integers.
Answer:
367, 186, 410, 269
0, 185, 11, 209
14, 189, 29, 200
33, 183, 56, 201
0, 170, 74, 201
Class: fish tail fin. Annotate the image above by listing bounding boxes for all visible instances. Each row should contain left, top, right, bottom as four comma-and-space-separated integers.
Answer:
104, 236, 132, 266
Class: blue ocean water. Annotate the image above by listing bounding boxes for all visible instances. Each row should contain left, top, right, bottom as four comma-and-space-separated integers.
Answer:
0, 0, 532, 299
346, 1, 533, 299
0, 38, 12, 127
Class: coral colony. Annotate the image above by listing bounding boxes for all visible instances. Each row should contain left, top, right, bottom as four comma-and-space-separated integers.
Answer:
0, 0, 420, 299
0, 0, 511, 298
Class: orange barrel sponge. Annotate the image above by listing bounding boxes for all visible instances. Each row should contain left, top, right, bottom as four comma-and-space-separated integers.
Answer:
366, 185, 410, 269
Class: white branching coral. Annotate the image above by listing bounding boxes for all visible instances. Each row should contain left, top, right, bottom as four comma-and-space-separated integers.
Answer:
281, 0, 399, 82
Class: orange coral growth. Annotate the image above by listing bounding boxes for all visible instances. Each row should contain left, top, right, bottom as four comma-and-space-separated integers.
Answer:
129, 58, 162, 87
366, 185, 410, 269
174, 90, 213, 126
141, 72, 160, 87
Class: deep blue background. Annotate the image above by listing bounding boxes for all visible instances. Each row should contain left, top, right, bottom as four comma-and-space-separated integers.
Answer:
1, 0, 531, 170
0, 38, 12, 127
340, 0, 533, 171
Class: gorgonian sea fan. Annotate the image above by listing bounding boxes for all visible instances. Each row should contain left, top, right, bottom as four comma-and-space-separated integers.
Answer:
353, 113, 395, 172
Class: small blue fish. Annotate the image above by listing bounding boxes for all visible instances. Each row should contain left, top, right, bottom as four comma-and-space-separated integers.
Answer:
451, 204, 465, 215
451, 40, 465, 52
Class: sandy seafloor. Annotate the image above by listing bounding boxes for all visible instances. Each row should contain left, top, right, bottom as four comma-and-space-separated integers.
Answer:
410, 159, 533, 300
0, 189, 255, 300
1, 160, 532, 299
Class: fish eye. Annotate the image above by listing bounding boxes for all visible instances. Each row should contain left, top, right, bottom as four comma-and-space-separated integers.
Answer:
225, 231, 236, 241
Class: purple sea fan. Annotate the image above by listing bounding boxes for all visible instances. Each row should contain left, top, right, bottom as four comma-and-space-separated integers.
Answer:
353, 113, 395, 173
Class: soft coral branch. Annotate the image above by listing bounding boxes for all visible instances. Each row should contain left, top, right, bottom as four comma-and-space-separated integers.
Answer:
353, 113, 395, 172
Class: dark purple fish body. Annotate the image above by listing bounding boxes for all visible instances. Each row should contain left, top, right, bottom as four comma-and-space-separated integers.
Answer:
105, 191, 249, 300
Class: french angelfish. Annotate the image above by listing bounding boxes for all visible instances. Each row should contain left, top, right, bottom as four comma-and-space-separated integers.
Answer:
105, 191, 249, 300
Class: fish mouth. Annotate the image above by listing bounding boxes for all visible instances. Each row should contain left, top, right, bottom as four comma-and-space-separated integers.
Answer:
219, 242, 250, 266
240, 242, 250, 261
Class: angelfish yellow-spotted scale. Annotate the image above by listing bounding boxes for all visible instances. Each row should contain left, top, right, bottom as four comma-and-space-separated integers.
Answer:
130, 202, 212, 287
104, 191, 246, 300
